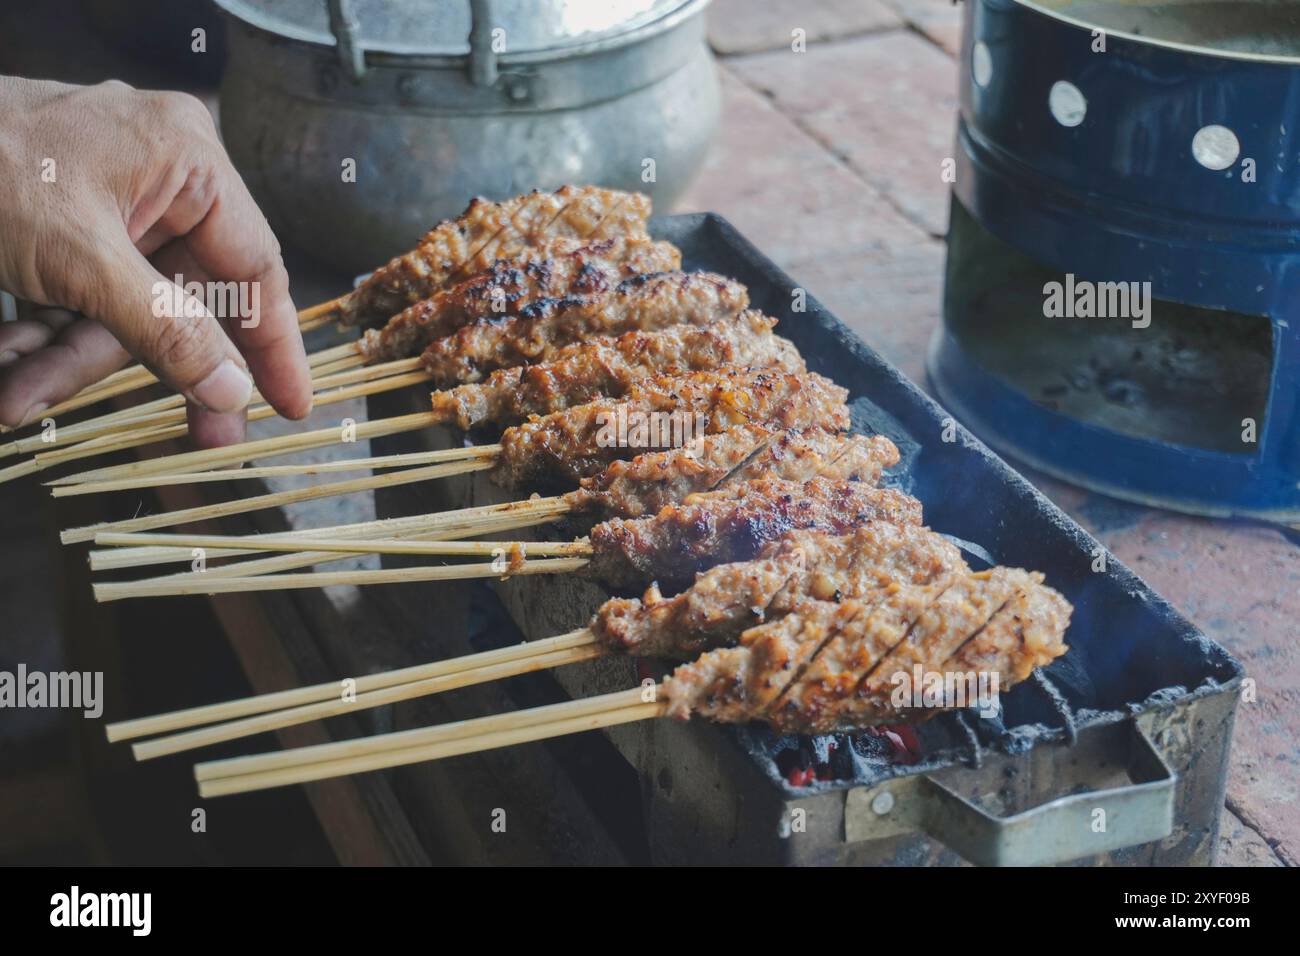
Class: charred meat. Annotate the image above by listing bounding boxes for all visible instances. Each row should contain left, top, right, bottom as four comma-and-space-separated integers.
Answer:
428, 312, 801, 430
337, 186, 650, 327
493, 367, 850, 489
661, 570, 1070, 732
585, 477, 924, 590
592, 524, 962, 659
421, 271, 750, 384
361, 237, 680, 362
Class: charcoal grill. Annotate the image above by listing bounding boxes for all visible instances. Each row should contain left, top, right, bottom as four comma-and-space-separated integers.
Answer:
933, 0, 1300, 520
368, 214, 1242, 866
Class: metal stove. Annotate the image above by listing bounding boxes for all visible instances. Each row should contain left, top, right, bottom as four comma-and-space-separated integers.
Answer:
368, 214, 1242, 866
931, 0, 1300, 519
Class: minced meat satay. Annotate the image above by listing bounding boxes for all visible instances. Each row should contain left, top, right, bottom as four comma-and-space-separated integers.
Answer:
567, 426, 894, 519
584, 477, 923, 590
361, 236, 680, 362
421, 270, 750, 385
492, 367, 849, 489
429, 312, 800, 430
661, 569, 1070, 733
337, 186, 649, 327
592, 523, 962, 659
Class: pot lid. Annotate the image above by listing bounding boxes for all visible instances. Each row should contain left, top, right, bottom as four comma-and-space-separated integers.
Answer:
212, 0, 699, 58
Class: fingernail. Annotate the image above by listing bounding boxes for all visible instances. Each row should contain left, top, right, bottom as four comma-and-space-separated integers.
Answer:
190, 360, 253, 413
0, 350, 18, 367
19, 402, 48, 427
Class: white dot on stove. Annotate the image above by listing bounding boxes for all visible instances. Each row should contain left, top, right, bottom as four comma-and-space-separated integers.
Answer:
1192, 125, 1240, 170
1049, 81, 1086, 127
973, 42, 992, 88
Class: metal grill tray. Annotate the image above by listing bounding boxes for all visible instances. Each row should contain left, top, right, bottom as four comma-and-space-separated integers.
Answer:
661, 212, 1240, 742
370, 213, 1245, 865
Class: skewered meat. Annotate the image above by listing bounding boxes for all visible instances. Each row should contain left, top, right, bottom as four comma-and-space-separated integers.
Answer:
585, 477, 923, 589
661, 570, 1070, 732
429, 312, 801, 430
493, 367, 850, 488
337, 186, 650, 327
360, 237, 681, 362
567, 427, 897, 518
593, 524, 962, 658
421, 271, 749, 384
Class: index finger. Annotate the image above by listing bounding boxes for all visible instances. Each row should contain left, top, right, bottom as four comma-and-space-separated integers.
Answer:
181, 154, 313, 420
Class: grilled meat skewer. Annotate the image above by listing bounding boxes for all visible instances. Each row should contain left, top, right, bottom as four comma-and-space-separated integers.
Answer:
421, 270, 750, 385
337, 186, 650, 327
663, 570, 1071, 733
584, 477, 923, 589
429, 311, 799, 431
566, 426, 895, 518
184, 566, 1069, 796
592, 524, 964, 659
491, 366, 850, 489
360, 237, 682, 362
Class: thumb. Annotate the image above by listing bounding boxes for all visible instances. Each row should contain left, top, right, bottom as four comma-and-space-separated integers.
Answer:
82, 242, 253, 413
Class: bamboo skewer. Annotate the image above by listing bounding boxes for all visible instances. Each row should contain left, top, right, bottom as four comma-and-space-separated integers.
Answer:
296, 296, 346, 332
105, 627, 598, 743
61, 453, 497, 544
134, 642, 605, 761
94, 556, 590, 602
49, 411, 446, 486
0, 372, 435, 486
195, 688, 663, 797
95, 532, 590, 560
54, 447, 485, 497
86, 496, 569, 572
6, 357, 421, 456
23, 310, 353, 425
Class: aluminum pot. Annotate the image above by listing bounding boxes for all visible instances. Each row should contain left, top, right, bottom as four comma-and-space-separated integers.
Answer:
212, 0, 718, 274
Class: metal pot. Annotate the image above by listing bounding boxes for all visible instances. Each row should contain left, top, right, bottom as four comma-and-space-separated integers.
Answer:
212, 0, 718, 274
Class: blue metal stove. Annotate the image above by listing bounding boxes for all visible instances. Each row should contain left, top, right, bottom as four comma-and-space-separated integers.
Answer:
930, 0, 1300, 519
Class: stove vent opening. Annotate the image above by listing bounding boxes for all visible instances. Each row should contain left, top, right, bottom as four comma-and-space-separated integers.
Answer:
944, 199, 1272, 455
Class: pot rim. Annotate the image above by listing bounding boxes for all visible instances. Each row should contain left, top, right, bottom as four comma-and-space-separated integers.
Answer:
1012, 0, 1300, 66
214, 0, 710, 67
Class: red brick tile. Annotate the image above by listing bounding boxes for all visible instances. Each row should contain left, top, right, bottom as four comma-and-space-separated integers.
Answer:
727, 31, 960, 237
1217, 808, 1285, 867
673, 68, 933, 268
879, 0, 964, 56
1096, 514, 1300, 865
778, 243, 946, 386
707, 0, 902, 55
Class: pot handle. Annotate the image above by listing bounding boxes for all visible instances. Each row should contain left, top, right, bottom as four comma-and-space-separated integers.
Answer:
467, 0, 499, 87
844, 720, 1175, 866
326, 0, 366, 82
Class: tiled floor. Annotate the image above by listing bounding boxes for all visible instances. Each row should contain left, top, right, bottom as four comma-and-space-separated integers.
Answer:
679, 0, 1292, 867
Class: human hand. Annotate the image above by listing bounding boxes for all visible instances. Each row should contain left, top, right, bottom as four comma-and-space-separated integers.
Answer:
0, 76, 313, 446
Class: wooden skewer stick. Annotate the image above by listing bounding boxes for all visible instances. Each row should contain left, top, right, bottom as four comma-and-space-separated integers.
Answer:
62, 454, 496, 544
296, 295, 345, 332
86, 496, 568, 572
94, 556, 589, 602
48, 411, 446, 486
17, 312, 353, 426
10, 357, 421, 456
0, 423, 183, 484
55, 447, 481, 497
95, 532, 590, 559
136, 643, 605, 761
195, 687, 661, 797
105, 627, 597, 743
2, 373, 435, 487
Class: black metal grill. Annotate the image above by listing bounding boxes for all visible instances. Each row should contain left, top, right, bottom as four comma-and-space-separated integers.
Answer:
368, 214, 1243, 866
